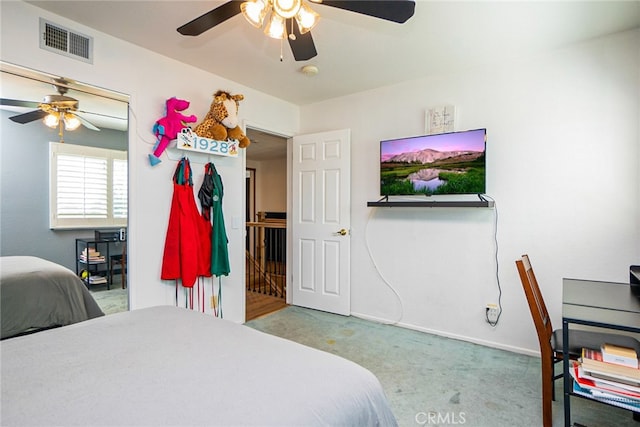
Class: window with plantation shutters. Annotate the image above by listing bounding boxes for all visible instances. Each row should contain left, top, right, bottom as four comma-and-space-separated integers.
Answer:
50, 142, 127, 229
112, 159, 128, 219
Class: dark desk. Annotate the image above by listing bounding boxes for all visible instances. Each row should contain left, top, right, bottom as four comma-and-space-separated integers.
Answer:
562, 278, 640, 427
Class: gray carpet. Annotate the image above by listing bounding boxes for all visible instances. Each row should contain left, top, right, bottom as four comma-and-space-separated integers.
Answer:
247, 306, 637, 427
90, 286, 128, 315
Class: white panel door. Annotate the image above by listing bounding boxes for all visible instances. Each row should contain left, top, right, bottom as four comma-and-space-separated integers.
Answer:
291, 129, 351, 315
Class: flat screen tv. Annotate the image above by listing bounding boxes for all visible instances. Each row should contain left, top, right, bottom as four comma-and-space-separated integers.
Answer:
380, 128, 486, 196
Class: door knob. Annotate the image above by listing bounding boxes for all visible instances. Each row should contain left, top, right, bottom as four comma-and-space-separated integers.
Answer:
336, 229, 348, 236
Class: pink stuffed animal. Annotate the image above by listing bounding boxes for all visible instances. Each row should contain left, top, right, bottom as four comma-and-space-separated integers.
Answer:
149, 97, 198, 166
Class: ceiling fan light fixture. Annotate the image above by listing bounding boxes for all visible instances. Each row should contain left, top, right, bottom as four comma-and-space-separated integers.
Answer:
179, 0, 416, 62
264, 12, 286, 39
272, 0, 302, 19
241, 0, 269, 28
295, 2, 319, 34
63, 112, 81, 131
43, 112, 60, 128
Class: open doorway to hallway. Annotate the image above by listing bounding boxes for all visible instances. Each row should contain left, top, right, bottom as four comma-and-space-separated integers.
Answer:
245, 128, 288, 321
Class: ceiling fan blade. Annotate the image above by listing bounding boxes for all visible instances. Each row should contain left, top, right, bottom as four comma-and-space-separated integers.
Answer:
288, 22, 317, 61
177, 1, 243, 36
77, 109, 128, 131
1, 98, 39, 109
75, 114, 101, 131
319, 0, 415, 23
8, 109, 47, 124
77, 109, 127, 121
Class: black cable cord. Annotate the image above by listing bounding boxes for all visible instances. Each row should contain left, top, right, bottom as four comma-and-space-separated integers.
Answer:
484, 196, 502, 327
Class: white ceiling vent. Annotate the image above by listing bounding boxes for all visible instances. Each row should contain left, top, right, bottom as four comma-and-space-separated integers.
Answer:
39, 18, 93, 64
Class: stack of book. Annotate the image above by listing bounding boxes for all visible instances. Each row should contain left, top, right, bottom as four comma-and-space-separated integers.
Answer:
80, 248, 105, 263
88, 275, 107, 285
571, 343, 640, 411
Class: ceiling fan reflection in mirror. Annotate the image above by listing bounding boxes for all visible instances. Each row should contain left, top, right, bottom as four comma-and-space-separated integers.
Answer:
1, 78, 106, 143
177, 0, 415, 61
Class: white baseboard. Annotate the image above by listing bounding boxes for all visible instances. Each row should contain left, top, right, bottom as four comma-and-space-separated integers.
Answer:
350, 310, 540, 358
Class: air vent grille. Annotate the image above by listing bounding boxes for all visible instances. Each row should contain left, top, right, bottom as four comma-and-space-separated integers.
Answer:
44, 22, 68, 52
40, 18, 93, 64
69, 32, 91, 59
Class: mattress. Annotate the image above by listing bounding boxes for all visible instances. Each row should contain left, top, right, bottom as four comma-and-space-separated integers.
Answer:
1, 305, 398, 426
0, 256, 104, 339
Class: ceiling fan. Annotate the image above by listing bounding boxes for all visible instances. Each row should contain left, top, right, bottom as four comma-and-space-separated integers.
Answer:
177, 0, 416, 61
1, 78, 101, 133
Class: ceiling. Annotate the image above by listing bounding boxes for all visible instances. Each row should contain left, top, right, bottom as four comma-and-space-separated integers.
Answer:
24, 1, 640, 107
5, 1, 639, 161
245, 127, 287, 160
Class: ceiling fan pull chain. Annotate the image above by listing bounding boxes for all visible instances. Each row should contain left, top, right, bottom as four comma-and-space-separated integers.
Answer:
280, 37, 284, 62
58, 120, 65, 143
289, 18, 296, 40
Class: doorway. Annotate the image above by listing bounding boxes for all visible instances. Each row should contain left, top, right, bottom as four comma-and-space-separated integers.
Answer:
245, 128, 288, 320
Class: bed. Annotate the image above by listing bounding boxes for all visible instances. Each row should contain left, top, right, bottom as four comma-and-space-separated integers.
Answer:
1, 305, 397, 426
0, 256, 104, 339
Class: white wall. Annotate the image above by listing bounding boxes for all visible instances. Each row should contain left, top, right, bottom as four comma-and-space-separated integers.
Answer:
1, 1, 299, 323
247, 158, 287, 213
300, 29, 640, 355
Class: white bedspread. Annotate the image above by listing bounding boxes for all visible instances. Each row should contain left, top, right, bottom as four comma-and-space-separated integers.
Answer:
1, 305, 398, 426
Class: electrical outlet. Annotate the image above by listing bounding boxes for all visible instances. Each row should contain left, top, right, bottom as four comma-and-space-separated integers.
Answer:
486, 303, 499, 324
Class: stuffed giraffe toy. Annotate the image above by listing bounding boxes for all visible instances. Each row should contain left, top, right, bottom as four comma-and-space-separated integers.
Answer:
193, 90, 250, 148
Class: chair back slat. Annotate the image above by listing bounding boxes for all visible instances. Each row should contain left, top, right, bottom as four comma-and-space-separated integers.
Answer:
517, 255, 553, 347
516, 254, 555, 427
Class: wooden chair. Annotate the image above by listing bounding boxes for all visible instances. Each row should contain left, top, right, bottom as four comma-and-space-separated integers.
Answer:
110, 243, 126, 289
516, 254, 640, 427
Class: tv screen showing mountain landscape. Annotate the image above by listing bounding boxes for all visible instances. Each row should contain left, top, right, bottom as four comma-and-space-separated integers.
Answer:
380, 129, 486, 196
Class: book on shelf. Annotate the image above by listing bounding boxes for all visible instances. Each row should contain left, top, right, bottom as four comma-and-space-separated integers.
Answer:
581, 348, 640, 380
88, 275, 107, 284
80, 256, 106, 262
571, 363, 640, 411
80, 248, 105, 262
572, 380, 640, 412
583, 369, 640, 391
571, 362, 640, 403
586, 369, 640, 389
601, 343, 638, 369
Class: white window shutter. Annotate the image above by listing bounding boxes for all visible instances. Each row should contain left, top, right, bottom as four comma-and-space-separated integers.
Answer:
50, 142, 127, 229
112, 159, 128, 219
